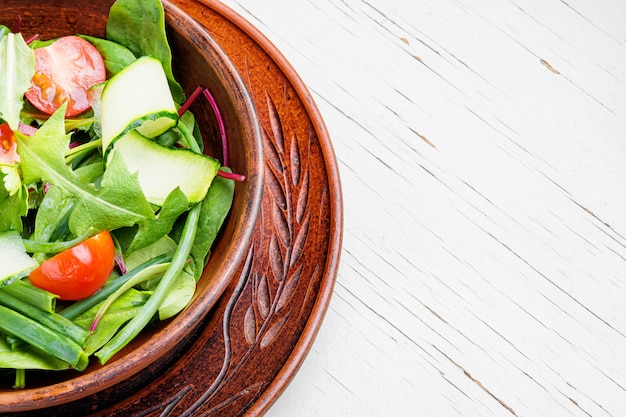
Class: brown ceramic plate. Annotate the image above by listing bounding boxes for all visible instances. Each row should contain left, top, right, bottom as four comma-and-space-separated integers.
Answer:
1, 0, 342, 415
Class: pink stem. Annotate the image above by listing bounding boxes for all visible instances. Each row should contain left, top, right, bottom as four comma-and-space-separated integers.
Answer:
202, 88, 229, 167
25, 34, 39, 45
115, 253, 127, 275
218, 169, 246, 182
178, 86, 203, 117
12, 15, 22, 33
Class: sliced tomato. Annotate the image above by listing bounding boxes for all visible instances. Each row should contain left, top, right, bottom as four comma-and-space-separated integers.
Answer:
29, 231, 115, 301
0, 123, 19, 164
25, 36, 106, 117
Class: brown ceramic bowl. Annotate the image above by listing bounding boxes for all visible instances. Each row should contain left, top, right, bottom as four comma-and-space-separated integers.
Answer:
0, 0, 263, 412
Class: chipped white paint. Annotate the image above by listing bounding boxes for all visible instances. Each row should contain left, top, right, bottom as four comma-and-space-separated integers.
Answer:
220, 0, 626, 415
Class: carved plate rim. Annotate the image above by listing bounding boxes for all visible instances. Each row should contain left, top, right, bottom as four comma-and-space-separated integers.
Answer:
172, 2, 343, 415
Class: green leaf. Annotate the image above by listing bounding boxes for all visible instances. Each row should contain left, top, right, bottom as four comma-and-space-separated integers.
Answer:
32, 184, 74, 243
126, 186, 189, 253
0, 32, 35, 130
156, 267, 195, 320
0, 173, 27, 233
79, 35, 136, 77
0, 334, 69, 371
72, 288, 151, 355
189, 174, 234, 279
16, 104, 177, 251
179, 111, 204, 152
125, 235, 195, 320
124, 235, 177, 272
105, 0, 184, 103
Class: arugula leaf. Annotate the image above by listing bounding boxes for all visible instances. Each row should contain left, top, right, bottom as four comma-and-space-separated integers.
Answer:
0, 32, 35, 130
124, 186, 189, 253
31, 184, 75, 244
16, 104, 182, 251
105, 0, 184, 103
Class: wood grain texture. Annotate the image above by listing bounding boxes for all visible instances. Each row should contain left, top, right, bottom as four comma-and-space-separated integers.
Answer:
217, 0, 626, 415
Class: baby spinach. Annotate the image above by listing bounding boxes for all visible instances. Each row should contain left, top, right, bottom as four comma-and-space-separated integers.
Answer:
189, 173, 235, 279
0, 336, 68, 371
72, 288, 151, 355
79, 35, 136, 77
105, 0, 184, 104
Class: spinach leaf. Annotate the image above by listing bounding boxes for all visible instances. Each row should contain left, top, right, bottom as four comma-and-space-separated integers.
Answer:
0, 334, 69, 371
155, 267, 194, 320
189, 173, 234, 279
79, 35, 136, 77
120, 234, 194, 319
72, 288, 151, 355
0, 32, 35, 130
105, 0, 184, 103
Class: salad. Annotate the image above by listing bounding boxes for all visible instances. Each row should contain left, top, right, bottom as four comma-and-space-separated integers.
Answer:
0, 0, 241, 388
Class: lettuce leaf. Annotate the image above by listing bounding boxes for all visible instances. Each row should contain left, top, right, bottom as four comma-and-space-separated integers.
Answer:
0, 32, 35, 129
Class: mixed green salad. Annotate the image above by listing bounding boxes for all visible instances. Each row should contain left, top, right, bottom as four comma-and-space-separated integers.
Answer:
0, 0, 240, 388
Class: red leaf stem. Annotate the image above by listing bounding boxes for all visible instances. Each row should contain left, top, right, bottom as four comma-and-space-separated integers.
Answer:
178, 86, 203, 117
218, 169, 246, 182
202, 88, 229, 167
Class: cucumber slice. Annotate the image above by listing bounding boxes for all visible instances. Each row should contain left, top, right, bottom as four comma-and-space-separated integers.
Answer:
111, 130, 220, 206
100, 56, 178, 153
0, 231, 39, 288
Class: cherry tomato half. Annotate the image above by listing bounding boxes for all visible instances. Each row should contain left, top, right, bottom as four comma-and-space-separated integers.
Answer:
29, 231, 115, 301
0, 123, 19, 164
25, 36, 106, 117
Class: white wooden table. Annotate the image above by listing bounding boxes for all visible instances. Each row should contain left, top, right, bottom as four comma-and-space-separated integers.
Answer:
220, 1, 626, 415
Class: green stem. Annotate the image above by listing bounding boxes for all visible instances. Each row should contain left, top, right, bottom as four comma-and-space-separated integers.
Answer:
90, 262, 170, 332
65, 138, 102, 164
13, 369, 25, 389
95, 204, 201, 364
59, 254, 172, 320
0, 291, 89, 345
0, 280, 57, 313
176, 118, 201, 153
22, 228, 94, 254
0, 305, 88, 371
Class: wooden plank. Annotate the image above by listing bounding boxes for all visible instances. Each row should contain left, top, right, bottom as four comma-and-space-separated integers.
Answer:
221, 0, 626, 415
